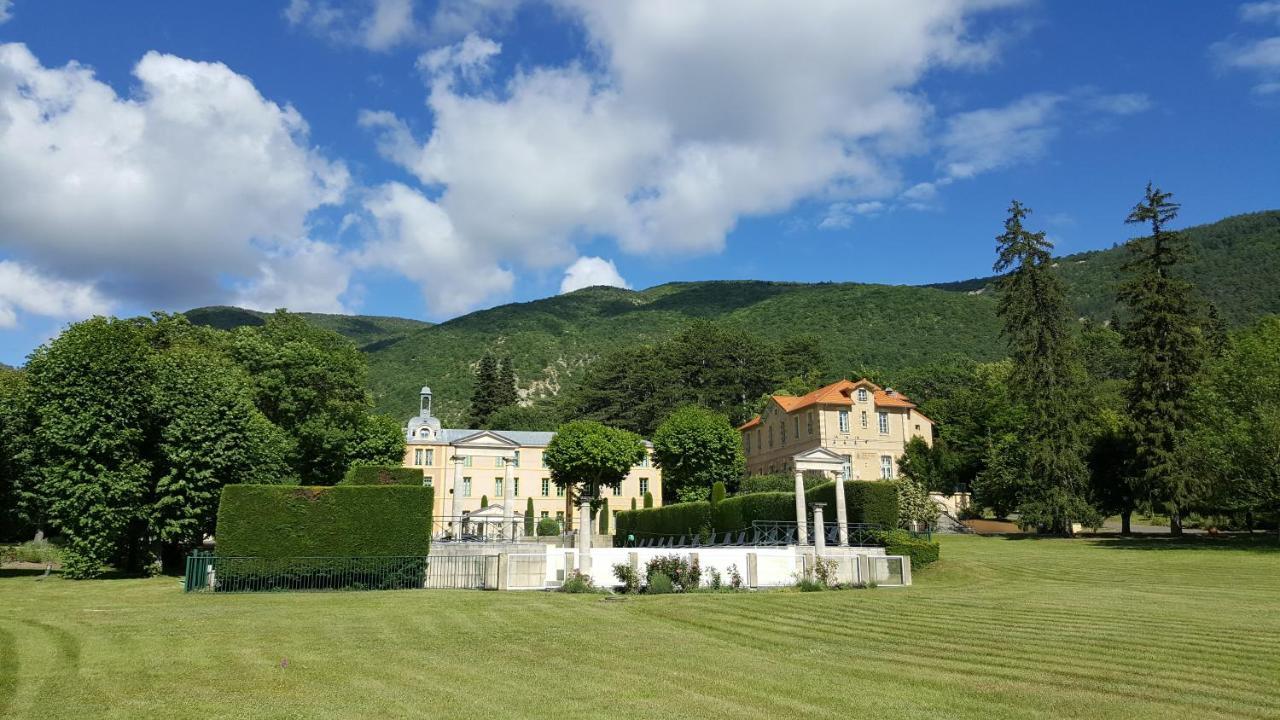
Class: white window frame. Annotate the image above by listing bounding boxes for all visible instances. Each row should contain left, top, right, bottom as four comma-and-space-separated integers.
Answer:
414, 448, 425, 466
857, 388, 868, 402
878, 411, 890, 434
541, 478, 550, 496
861, 411, 868, 429
639, 478, 649, 495
425, 449, 434, 466
838, 410, 850, 433
513, 478, 520, 497
462, 477, 472, 497
880, 455, 893, 479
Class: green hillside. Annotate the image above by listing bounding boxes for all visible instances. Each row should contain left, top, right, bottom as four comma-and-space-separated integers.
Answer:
187, 209, 1280, 424
930, 209, 1280, 325
184, 306, 432, 347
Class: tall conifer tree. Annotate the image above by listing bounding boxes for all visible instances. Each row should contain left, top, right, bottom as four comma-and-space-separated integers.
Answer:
469, 353, 500, 427
1119, 184, 1205, 535
496, 357, 518, 410
991, 200, 1095, 533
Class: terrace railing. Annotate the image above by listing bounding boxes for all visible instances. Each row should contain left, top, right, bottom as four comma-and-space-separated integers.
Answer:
182, 553, 504, 592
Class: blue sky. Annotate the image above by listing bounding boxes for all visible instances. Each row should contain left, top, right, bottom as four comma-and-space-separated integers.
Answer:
1, 1, 1278, 365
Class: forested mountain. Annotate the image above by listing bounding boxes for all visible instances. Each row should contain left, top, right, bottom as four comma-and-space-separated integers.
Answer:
184, 209, 1280, 423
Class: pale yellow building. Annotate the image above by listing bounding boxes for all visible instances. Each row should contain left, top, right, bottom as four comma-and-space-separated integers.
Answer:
738, 379, 933, 480
402, 387, 661, 532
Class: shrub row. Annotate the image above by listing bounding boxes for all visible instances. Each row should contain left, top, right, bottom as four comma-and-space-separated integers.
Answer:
615, 481, 901, 543
340, 465, 424, 486
737, 473, 826, 495
216, 485, 434, 558
808, 480, 901, 527
877, 529, 940, 569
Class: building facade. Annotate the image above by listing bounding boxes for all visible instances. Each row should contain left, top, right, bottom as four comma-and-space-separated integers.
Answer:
738, 379, 933, 480
402, 387, 662, 529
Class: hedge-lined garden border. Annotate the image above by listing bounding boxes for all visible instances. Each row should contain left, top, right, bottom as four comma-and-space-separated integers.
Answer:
216, 485, 434, 558
341, 466, 424, 486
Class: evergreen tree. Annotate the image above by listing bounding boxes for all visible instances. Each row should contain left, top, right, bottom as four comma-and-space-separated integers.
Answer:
469, 353, 500, 427
495, 357, 518, 410
599, 498, 610, 535
1119, 184, 1205, 535
524, 497, 535, 536
992, 200, 1096, 533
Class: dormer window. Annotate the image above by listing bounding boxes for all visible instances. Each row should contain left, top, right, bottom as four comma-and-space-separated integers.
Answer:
857, 388, 868, 402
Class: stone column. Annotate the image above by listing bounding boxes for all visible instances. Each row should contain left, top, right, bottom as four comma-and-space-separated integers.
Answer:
794, 470, 809, 545
577, 494, 593, 575
449, 456, 464, 530
502, 458, 514, 540
835, 469, 849, 547
812, 503, 827, 556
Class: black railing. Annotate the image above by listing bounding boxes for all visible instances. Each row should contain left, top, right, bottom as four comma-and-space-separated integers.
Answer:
613, 522, 905, 548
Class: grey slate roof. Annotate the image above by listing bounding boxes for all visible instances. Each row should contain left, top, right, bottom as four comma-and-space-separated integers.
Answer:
438, 429, 557, 446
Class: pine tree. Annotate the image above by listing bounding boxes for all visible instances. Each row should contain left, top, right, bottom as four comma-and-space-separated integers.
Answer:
495, 357, 518, 410
1119, 184, 1205, 535
992, 200, 1096, 533
524, 497, 535, 536
469, 353, 500, 427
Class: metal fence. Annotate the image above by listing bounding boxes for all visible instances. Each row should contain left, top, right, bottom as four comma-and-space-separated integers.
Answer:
615, 522, 903, 548
183, 553, 430, 593
432, 515, 528, 543
424, 554, 491, 589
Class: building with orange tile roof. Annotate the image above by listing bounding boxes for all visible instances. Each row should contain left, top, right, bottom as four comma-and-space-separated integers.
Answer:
738, 378, 933, 480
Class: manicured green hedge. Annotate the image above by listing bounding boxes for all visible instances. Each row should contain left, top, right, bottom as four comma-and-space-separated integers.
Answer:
615, 481, 902, 542
711, 492, 795, 532
877, 529, 940, 569
616, 501, 711, 541
340, 465, 423, 486
737, 474, 825, 495
808, 480, 900, 527
216, 485, 433, 558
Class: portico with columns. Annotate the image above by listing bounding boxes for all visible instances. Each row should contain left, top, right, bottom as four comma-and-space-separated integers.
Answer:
792, 447, 852, 547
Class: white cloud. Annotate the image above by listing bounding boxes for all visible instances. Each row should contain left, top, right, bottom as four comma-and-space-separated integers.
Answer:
1241, 1, 1280, 25
0, 1, 12, 24
819, 201, 884, 229
1212, 5, 1280, 94
362, 1, 1025, 313
938, 93, 1064, 180
0, 43, 349, 314
359, 182, 515, 316
0, 261, 113, 329
559, 256, 629, 294
284, 0, 419, 51
1085, 92, 1151, 115
232, 239, 354, 314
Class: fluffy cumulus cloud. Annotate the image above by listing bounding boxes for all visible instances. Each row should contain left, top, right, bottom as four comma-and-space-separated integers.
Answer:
361, 0, 1033, 312
1212, 3, 1280, 94
0, 261, 112, 329
284, 0, 523, 49
559, 256, 629, 294
0, 43, 350, 320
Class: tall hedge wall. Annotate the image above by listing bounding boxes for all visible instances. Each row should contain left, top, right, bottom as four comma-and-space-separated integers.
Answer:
615, 480, 900, 541
808, 480, 900, 527
216, 485, 434, 558
341, 465, 423, 486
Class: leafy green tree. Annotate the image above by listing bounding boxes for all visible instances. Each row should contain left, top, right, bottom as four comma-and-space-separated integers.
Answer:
0, 367, 32, 540
1195, 317, 1280, 539
972, 433, 1025, 519
544, 421, 646, 504
631, 497, 637, 511
897, 437, 956, 495
148, 347, 293, 562
652, 406, 745, 503
710, 481, 726, 505
486, 402, 561, 431
896, 474, 938, 529
643, 491, 654, 508
25, 318, 158, 577
992, 200, 1096, 533
662, 322, 785, 426
345, 414, 408, 469
562, 345, 683, 436
1087, 408, 1140, 534
1119, 184, 1206, 535
231, 311, 379, 485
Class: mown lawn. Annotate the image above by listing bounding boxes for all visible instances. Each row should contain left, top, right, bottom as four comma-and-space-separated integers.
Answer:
2, 535, 1278, 719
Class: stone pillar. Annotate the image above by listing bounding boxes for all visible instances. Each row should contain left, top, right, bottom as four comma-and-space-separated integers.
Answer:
577, 495, 592, 575
502, 459, 514, 540
746, 552, 758, 589
812, 503, 827, 557
835, 470, 849, 547
449, 457, 464, 530
794, 470, 809, 546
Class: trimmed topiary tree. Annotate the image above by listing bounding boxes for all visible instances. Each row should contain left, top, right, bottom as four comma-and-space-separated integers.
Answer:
480, 495, 488, 508
536, 516, 560, 536
341, 465, 422, 485
599, 498, 610, 534
631, 497, 637, 511
710, 481, 726, 505
524, 497, 535, 536
643, 491, 654, 508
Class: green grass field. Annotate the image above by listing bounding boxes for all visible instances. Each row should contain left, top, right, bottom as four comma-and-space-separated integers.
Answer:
2, 535, 1278, 719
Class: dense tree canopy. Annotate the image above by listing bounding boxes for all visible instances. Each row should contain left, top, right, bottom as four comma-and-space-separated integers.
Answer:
544, 420, 646, 500
651, 405, 745, 503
